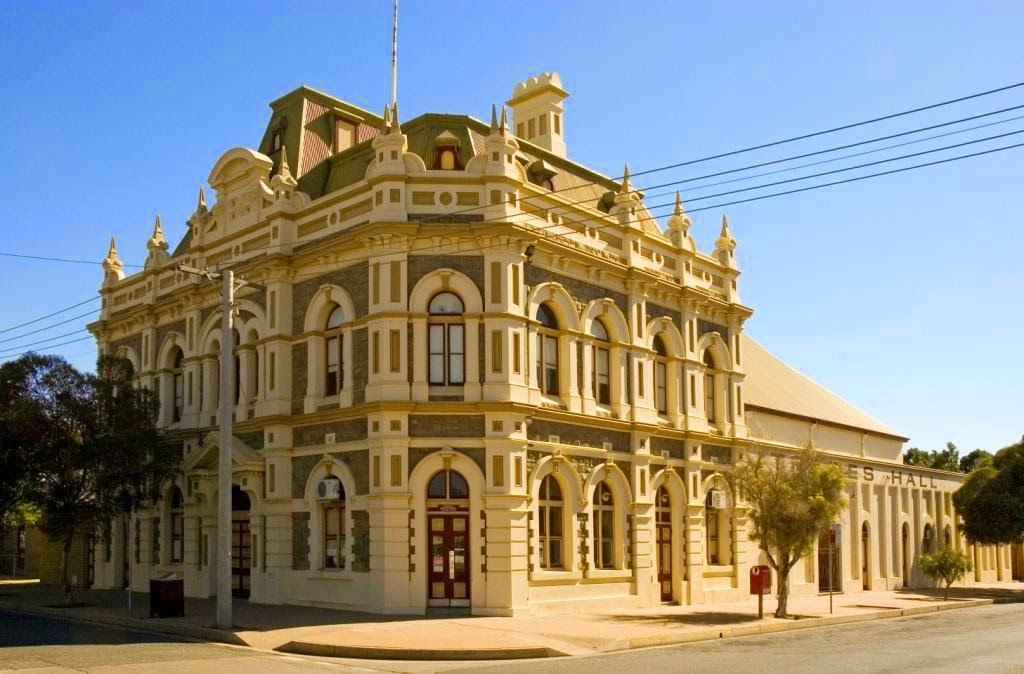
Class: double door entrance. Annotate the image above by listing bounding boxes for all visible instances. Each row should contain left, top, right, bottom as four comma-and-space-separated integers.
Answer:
427, 513, 469, 607
231, 518, 251, 598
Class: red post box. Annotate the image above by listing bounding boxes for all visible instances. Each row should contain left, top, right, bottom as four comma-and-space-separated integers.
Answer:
749, 564, 772, 595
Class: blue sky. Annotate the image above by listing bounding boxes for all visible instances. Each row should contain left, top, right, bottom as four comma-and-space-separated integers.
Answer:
0, 1, 1020, 454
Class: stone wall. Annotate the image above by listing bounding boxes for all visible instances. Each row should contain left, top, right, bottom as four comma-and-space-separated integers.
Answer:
407, 255, 484, 295
524, 265, 629, 315
291, 512, 310, 570
351, 510, 370, 572
408, 414, 485, 438
527, 418, 631, 453
291, 261, 369, 333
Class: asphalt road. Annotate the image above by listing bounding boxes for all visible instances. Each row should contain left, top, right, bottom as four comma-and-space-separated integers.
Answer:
451, 602, 1024, 674
0, 610, 377, 673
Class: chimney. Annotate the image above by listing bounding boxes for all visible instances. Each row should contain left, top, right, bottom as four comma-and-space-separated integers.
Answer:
507, 72, 569, 158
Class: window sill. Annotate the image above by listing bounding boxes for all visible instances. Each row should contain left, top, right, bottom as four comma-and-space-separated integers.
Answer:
305, 568, 355, 581
585, 569, 632, 582
530, 569, 582, 582
703, 565, 735, 578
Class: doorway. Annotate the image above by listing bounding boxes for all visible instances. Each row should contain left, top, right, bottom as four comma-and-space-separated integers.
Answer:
656, 486, 673, 601
817, 528, 841, 592
85, 535, 96, 588
901, 522, 910, 586
426, 469, 470, 608
861, 522, 871, 591
231, 485, 251, 599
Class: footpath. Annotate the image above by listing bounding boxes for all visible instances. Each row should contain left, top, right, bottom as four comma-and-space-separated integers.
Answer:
2, 579, 1023, 662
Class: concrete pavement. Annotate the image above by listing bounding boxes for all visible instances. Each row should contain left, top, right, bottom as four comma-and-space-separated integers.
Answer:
2, 579, 1023, 661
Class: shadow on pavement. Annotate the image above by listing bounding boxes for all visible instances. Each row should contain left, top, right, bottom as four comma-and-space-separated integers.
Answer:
0, 610, 186, 648
597, 611, 755, 626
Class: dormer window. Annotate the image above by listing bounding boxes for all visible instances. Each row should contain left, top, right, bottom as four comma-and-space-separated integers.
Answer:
271, 131, 282, 153
335, 117, 355, 153
431, 130, 463, 170
527, 160, 557, 191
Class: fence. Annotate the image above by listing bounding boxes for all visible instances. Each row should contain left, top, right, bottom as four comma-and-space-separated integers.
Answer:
0, 551, 27, 577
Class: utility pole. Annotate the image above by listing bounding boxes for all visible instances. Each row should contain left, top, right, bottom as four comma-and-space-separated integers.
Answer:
178, 264, 261, 630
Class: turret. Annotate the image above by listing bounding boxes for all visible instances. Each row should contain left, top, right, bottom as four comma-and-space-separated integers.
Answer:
508, 72, 569, 158
101, 236, 125, 287
713, 214, 738, 269
144, 214, 170, 270
666, 192, 695, 252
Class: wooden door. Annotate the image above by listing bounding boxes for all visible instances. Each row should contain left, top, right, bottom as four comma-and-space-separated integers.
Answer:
427, 514, 470, 607
656, 488, 672, 601
231, 519, 251, 598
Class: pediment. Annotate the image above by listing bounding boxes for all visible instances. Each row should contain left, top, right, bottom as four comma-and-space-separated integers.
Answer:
184, 433, 263, 472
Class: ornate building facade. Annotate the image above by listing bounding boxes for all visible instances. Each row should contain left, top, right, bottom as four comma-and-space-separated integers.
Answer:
87, 73, 1020, 614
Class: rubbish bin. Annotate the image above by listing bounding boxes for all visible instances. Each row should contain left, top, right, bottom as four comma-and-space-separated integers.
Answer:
149, 575, 184, 618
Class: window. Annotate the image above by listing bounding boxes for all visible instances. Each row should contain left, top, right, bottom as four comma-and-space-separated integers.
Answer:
232, 329, 241, 405
535, 303, 560, 395
592, 319, 611, 405
593, 481, 615, 569
335, 118, 355, 153
428, 292, 465, 385
325, 306, 344, 396
170, 487, 183, 563
538, 475, 564, 569
440, 149, 455, 170
427, 469, 469, 499
171, 348, 184, 422
705, 492, 719, 564
152, 517, 161, 563
653, 335, 668, 415
703, 351, 717, 423
271, 130, 282, 153
322, 479, 346, 570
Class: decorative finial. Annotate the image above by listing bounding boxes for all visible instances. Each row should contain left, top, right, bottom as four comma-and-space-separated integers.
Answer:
102, 236, 125, 284
500, 106, 508, 135
197, 186, 207, 212
619, 164, 632, 194
278, 145, 293, 181
389, 102, 401, 135
382, 103, 392, 132
720, 213, 731, 238
490, 104, 498, 133
673, 191, 684, 217
147, 213, 167, 251
714, 213, 737, 263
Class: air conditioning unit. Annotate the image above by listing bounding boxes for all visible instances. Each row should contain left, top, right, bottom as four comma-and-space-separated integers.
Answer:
660, 450, 670, 459
324, 432, 336, 444
548, 434, 560, 444
602, 441, 614, 451
316, 478, 341, 501
708, 489, 728, 510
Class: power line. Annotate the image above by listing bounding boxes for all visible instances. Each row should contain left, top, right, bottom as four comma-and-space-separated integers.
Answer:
0, 329, 90, 355
0, 335, 94, 361
0, 296, 98, 335
0, 251, 144, 268
0, 308, 99, 344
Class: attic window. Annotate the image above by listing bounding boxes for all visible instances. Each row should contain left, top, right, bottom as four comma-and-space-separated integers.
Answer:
431, 130, 463, 170
335, 118, 355, 153
271, 131, 282, 153
527, 160, 557, 191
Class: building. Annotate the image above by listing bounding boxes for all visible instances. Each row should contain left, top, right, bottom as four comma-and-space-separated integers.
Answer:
87, 73, 1020, 615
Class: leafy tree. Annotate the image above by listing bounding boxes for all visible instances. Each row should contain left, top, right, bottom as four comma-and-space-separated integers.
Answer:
959, 449, 993, 474
919, 546, 973, 600
735, 449, 847, 618
0, 355, 51, 548
953, 438, 1024, 546
902, 447, 932, 467
929, 442, 960, 472
3, 354, 178, 605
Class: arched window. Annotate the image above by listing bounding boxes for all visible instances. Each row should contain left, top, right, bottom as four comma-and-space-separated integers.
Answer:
705, 489, 730, 565
322, 477, 346, 570
705, 491, 719, 564
593, 481, 615, 569
538, 475, 564, 569
171, 348, 184, 422
703, 350, 717, 424
170, 487, 183, 563
440, 149, 456, 170
592, 319, 611, 405
427, 469, 469, 500
923, 523, 935, 554
653, 335, 669, 415
232, 329, 241, 405
325, 305, 345, 396
428, 292, 465, 386
944, 524, 952, 548
536, 303, 560, 396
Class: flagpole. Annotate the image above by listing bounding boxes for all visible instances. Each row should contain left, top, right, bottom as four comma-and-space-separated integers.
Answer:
390, 0, 398, 106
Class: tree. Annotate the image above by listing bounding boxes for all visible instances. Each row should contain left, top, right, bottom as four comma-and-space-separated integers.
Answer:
929, 442, 960, 473
0, 355, 51, 548
734, 449, 847, 618
3, 354, 178, 605
959, 449, 993, 474
919, 546, 973, 600
902, 447, 932, 467
953, 438, 1024, 546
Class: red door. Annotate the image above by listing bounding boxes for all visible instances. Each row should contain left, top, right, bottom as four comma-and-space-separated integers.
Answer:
427, 514, 470, 607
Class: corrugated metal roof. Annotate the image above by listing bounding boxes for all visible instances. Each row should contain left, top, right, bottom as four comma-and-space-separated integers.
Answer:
741, 334, 903, 438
